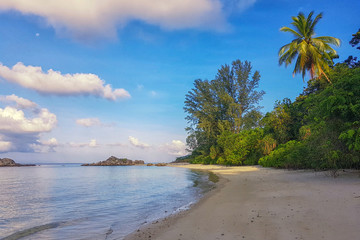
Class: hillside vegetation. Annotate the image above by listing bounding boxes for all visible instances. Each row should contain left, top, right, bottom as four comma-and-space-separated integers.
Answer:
181, 14, 360, 171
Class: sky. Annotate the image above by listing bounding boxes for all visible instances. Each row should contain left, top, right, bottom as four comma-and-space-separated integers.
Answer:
0, 0, 359, 163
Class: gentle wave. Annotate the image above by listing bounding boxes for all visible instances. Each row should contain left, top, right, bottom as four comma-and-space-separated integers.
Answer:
2, 221, 66, 240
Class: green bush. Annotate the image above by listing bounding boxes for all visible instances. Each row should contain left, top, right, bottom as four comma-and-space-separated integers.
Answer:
259, 140, 311, 169
189, 155, 216, 165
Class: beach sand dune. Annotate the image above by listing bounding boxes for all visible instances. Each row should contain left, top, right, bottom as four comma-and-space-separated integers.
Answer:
125, 165, 360, 240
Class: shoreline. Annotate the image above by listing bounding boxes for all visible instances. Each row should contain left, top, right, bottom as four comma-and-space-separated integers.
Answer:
124, 164, 231, 240
125, 165, 360, 240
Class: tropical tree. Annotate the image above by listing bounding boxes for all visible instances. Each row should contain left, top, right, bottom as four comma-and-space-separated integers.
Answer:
184, 60, 264, 146
344, 28, 360, 68
349, 28, 360, 50
278, 11, 340, 82
184, 60, 264, 161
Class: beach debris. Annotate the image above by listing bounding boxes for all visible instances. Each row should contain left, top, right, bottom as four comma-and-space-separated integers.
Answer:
105, 227, 113, 239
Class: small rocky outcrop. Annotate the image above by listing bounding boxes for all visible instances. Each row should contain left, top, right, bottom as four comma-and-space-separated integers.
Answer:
155, 163, 167, 167
82, 156, 145, 166
0, 158, 35, 167
134, 160, 145, 165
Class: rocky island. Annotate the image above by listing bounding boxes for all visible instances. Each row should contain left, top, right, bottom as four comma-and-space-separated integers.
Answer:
0, 158, 36, 167
82, 156, 145, 166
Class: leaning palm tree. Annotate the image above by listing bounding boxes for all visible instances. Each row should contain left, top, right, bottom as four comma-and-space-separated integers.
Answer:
278, 11, 340, 82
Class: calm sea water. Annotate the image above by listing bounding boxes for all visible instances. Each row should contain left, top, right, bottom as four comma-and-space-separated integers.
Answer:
0, 164, 213, 240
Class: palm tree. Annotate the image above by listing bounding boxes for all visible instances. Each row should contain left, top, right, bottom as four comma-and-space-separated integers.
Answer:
278, 11, 340, 82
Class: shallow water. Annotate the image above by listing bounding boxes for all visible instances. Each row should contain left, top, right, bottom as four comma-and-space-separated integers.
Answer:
0, 164, 212, 240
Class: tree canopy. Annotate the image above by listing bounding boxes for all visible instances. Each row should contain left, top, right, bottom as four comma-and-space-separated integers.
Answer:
183, 60, 264, 164
344, 28, 360, 68
350, 28, 360, 50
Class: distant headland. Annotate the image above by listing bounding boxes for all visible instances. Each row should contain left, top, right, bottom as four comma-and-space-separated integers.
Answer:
81, 156, 169, 166
0, 158, 35, 167
81, 156, 145, 166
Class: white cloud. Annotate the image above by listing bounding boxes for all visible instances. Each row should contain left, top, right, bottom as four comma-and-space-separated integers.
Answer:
129, 136, 150, 149
0, 138, 12, 152
89, 139, 98, 147
160, 140, 187, 156
0, 94, 37, 109
0, 62, 131, 101
39, 138, 58, 147
76, 118, 102, 127
0, 95, 57, 153
69, 139, 98, 148
0, 0, 229, 41
0, 107, 57, 134
31, 138, 59, 153
137, 84, 144, 90
230, 0, 256, 12
150, 91, 157, 97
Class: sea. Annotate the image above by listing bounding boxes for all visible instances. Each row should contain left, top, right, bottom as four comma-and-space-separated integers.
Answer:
0, 164, 214, 240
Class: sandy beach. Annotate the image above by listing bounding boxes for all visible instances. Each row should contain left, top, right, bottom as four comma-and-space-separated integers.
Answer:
125, 165, 360, 240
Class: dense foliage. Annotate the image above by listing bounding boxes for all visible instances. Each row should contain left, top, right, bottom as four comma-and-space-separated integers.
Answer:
182, 20, 360, 170
259, 65, 360, 169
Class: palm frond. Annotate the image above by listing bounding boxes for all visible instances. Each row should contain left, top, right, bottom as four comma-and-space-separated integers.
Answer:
309, 12, 323, 36
279, 27, 302, 38
293, 56, 303, 76
313, 36, 340, 46
279, 40, 298, 56
305, 11, 315, 37
291, 15, 305, 37
279, 41, 300, 66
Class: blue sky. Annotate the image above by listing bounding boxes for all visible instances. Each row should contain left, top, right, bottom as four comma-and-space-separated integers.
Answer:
0, 0, 358, 163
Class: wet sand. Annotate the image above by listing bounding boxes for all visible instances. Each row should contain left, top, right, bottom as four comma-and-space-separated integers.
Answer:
125, 165, 360, 240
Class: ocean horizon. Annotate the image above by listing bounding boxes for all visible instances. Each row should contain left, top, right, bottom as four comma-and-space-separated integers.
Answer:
0, 164, 214, 240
